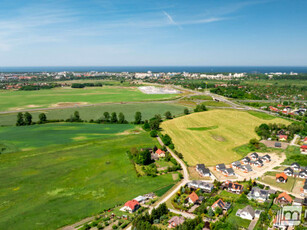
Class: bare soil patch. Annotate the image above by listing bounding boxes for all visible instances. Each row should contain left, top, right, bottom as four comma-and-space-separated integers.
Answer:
51, 102, 88, 108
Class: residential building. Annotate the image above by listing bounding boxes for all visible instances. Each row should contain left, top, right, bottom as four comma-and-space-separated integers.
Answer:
196, 164, 211, 177
212, 199, 231, 211
155, 149, 165, 158
221, 168, 235, 176
188, 192, 199, 204
248, 187, 269, 202
284, 167, 294, 177
291, 162, 300, 171
122, 200, 140, 213
236, 205, 255, 220
240, 164, 253, 173
278, 135, 288, 141
241, 157, 251, 165
276, 172, 288, 183
299, 170, 307, 179
276, 192, 293, 205
300, 144, 307, 154
261, 154, 271, 162
254, 159, 264, 167
222, 181, 244, 194
168, 216, 185, 228
216, 163, 226, 172
188, 181, 214, 193
232, 161, 241, 169
251, 152, 259, 160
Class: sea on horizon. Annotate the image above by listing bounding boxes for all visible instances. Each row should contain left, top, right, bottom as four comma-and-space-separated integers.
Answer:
0, 66, 307, 73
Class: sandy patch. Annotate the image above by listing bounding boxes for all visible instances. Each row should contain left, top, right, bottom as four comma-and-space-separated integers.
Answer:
51, 102, 88, 107
211, 134, 226, 142
172, 173, 179, 180
27, 104, 40, 108
72, 136, 88, 141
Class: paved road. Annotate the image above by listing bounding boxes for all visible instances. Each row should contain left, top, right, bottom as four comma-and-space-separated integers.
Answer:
248, 217, 259, 230
157, 136, 189, 180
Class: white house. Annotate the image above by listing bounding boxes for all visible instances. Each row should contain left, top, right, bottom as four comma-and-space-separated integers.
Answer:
236, 205, 255, 220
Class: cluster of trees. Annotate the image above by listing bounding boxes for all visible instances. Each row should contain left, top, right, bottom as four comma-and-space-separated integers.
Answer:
161, 134, 174, 149
194, 103, 207, 112
128, 147, 153, 166
210, 86, 261, 100
71, 82, 103, 88
94, 112, 128, 124
255, 122, 307, 140
19, 84, 58, 91
132, 203, 169, 230
16, 112, 33, 126
143, 114, 162, 137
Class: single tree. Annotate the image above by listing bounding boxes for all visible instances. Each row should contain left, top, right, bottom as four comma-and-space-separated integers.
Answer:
16, 112, 25, 126
118, 112, 125, 124
149, 118, 160, 130
73, 111, 81, 122
39, 113, 47, 124
184, 108, 189, 115
111, 112, 118, 123
24, 112, 32, 125
164, 111, 172, 119
134, 111, 142, 124
103, 112, 110, 122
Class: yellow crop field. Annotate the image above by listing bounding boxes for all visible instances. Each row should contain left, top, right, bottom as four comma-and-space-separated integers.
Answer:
161, 110, 290, 166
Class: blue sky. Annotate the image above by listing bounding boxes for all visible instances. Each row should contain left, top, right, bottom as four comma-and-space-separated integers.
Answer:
0, 0, 306, 66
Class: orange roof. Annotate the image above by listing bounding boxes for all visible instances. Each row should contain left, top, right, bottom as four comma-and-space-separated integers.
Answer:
301, 145, 307, 149
276, 172, 288, 180
278, 192, 293, 203
156, 149, 165, 155
279, 135, 288, 139
124, 200, 139, 210
188, 192, 199, 203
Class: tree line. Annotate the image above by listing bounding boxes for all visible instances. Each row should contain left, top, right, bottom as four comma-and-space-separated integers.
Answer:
71, 82, 103, 88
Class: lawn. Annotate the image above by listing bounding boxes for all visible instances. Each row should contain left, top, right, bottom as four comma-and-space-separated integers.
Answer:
259, 171, 296, 192
0, 132, 175, 230
0, 86, 179, 112
0, 123, 136, 153
226, 203, 251, 228
0, 102, 187, 126
161, 109, 289, 166
282, 146, 307, 166
248, 111, 276, 120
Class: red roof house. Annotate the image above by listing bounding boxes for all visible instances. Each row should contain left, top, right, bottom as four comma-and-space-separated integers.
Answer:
188, 192, 199, 204
124, 200, 140, 213
155, 149, 166, 157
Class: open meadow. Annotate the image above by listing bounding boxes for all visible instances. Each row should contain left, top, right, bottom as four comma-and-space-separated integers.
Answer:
0, 103, 187, 126
0, 86, 180, 112
0, 123, 137, 153
161, 109, 290, 166
0, 130, 176, 230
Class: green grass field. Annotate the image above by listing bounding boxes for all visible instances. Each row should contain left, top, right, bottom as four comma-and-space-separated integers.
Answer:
0, 131, 175, 230
0, 123, 136, 153
0, 103, 187, 126
161, 109, 289, 166
0, 86, 179, 112
202, 100, 231, 107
